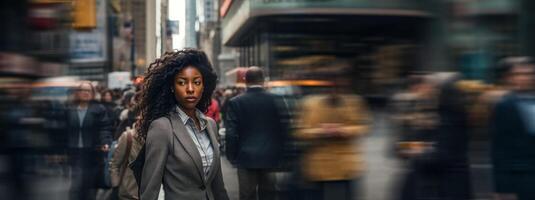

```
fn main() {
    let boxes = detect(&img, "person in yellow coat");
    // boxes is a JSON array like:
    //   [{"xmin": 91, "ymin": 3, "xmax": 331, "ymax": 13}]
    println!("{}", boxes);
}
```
[{"xmin": 294, "ymin": 71, "xmax": 371, "ymax": 200}]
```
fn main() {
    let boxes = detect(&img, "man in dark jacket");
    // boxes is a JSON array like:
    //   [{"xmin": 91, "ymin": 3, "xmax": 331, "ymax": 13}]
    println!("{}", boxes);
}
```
[
  {"xmin": 491, "ymin": 57, "xmax": 535, "ymax": 200},
  {"xmin": 225, "ymin": 67, "xmax": 289, "ymax": 200}
]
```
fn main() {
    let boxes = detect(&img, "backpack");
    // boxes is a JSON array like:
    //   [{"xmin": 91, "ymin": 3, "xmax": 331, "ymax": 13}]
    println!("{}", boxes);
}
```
[{"xmin": 129, "ymin": 138, "xmax": 145, "ymax": 189}]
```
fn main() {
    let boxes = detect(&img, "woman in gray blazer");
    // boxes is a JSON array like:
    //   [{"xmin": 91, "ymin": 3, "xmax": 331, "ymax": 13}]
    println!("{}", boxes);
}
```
[{"xmin": 135, "ymin": 49, "xmax": 229, "ymax": 200}]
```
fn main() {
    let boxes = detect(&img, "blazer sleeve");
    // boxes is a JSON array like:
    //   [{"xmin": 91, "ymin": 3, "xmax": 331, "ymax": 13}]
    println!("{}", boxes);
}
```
[
  {"xmin": 140, "ymin": 118, "xmax": 171, "ymax": 200},
  {"xmin": 206, "ymin": 118, "xmax": 229, "ymax": 200},
  {"xmin": 211, "ymin": 163, "xmax": 230, "ymax": 200}
]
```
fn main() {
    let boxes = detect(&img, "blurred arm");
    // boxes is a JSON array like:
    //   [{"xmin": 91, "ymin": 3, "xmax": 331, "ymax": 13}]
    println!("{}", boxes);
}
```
[
  {"xmin": 97, "ymin": 104, "xmax": 113, "ymax": 146},
  {"xmin": 140, "ymin": 119, "xmax": 170, "ymax": 200},
  {"xmin": 224, "ymin": 100, "xmax": 239, "ymax": 164}
]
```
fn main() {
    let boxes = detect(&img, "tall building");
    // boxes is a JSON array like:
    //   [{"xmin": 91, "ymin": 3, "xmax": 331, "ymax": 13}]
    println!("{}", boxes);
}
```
[
  {"xmin": 198, "ymin": 0, "xmax": 222, "ymax": 79},
  {"xmin": 132, "ymin": 0, "xmax": 146, "ymax": 73},
  {"xmin": 183, "ymin": 0, "xmax": 197, "ymax": 48}
]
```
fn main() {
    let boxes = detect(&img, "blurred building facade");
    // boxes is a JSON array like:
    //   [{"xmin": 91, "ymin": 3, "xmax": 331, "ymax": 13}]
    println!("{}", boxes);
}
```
[
  {"xmin": 112, "ymin": 0, "xmax": 170, "ymax": 79},
  {"xmin": 198, "ymin": 0, "xmax": 222, "ymax": 79},
  {"xmin": 219, "ymin": 0, "xmax": 439, "ymax": 94},
  {"xmin": 0, "ymin": 0, "xmax": 171, "ymax": 83},
  {"xmin": 0, "ymin": 0, "xmax": 70, "ymax": 78},
  {"xmin": 448, "ymin": 0, "xmax": 535, "ymax": 81},
  {"xmin": 3, "ymin": 0, "xmax": 535, "ymax": 86},
  {"xmin": 216, "ymin": 0, "xmax": 535, "ymax": 94}
]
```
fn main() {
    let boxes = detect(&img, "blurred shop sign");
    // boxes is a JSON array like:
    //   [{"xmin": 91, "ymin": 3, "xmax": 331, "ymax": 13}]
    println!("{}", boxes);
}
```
[
  {"xmin": 108, "ymin": 71, "xmax": 132, "ymax": 89},
  {"xmin": 70, "ymin": 0, "xmax": 107, "ymax": 63},
  {"xmin": 29, "ymin": 3, "xmax": 62, "ymax": 30},
  {"xmin": 73, "ymin": 0, "xmax": 97, "ymax": 29},
  {"xmin": 166, "ymin": 20, "xmax": 179, "ymax": 35}
]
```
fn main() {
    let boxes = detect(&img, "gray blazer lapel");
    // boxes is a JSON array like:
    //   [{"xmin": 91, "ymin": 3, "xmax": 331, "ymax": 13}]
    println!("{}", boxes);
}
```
[
  {"xmin": 206, "ymin": 119, "xmax": 220, "ymax": 183},
  {"xmin": 168, "ymin": 112, "xmax": 204, "ymax": 180}
]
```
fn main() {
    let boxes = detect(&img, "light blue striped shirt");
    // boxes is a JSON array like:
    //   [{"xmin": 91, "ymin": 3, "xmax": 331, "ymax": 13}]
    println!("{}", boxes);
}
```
[{"xmin": 176, "ymin": 106, "xmax": 214, "ymax": 178}]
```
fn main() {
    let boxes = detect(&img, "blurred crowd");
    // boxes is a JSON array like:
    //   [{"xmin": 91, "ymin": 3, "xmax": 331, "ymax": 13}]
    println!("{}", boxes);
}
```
[
  {"xmin": 1, "ymin": 56, "xmax": 535, "ymax": 200},
  {"xmin": 388, "ymin": 57, "xmax": 535, "ymax": 200}
]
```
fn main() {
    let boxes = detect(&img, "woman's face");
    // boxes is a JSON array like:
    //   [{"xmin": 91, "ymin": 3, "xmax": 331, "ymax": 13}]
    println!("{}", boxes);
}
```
[
  {"xmin": 102, "ymin": 92, "xmax": 113, "ymax": 103},
  {"xmin": 173, "ymin": 66, "xmax": 204, "ymax": 111},
  {"xmin": 76, "ymin": 83, "xmax": 94, "ymax": 103}
]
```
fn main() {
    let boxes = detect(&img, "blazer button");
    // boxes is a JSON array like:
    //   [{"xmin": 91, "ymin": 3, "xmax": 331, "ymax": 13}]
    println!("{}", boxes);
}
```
[{"xmin": 199, "ymin": 185, "xmax": 206, "ymax": 190}]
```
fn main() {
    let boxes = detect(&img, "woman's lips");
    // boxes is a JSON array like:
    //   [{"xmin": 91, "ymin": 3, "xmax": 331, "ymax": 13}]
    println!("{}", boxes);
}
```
[{"xmin": 185, "ymin": 97, "xmax": 197, "ymax": 102}]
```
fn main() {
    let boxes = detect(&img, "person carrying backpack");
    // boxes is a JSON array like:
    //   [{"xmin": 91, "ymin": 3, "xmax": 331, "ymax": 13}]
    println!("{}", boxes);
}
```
[{"xmin": 110, "ymin": 126, "xmax": 143, "ymax": 200}]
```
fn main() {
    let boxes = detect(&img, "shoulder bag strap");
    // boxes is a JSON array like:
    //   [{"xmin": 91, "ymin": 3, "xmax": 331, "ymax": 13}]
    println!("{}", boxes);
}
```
[{"xmin": 118, "ymin": 129, "xmax": 133, "ymax": 186}]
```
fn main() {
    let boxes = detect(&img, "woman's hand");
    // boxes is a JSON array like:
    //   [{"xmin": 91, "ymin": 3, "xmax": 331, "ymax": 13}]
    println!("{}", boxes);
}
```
[{"xmin": 100, "ymin": 144, "xmax": 110, "ymax": 152}]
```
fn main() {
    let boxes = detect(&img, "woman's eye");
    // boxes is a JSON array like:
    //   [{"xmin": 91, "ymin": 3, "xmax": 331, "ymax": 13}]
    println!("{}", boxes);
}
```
[
  {"xmin": 178, "ymin": 81, "xmax": 185, "ymax": 85},
  {"xmin": 194, "ymin": 81, "xmax": 202, "ymax": 85}
]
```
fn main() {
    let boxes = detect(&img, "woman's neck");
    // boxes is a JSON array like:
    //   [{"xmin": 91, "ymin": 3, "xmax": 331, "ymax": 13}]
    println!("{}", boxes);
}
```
[
  {"xmin": 185, "ymin": 109, "xmax": 196, "ymax": 119},
  {"xmin": 179, "ymin": 106, "xmax": 196, "ymax": 119}
]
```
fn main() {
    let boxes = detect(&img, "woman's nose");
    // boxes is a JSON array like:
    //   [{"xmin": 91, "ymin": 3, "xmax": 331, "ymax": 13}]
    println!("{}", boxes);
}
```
[{"xmin": 186, "ymin": 83, "xmax": 194, "ymax": 93}]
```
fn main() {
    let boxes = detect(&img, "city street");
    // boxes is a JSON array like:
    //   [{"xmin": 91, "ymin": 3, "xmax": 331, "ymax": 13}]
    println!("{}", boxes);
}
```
[
  {"xmin": 219, "ymin": 111, "xmax": 405, "ymax": 200},
  {"xmin": 1, "ymin": 1, "xmax": 530, "ymax": 200},
  {"xmin": 23, "ymin": 110, "xmax": 492, "ymax": 200}
]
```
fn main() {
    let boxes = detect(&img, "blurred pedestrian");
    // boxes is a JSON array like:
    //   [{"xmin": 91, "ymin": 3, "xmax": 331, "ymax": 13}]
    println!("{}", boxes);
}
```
[
  {"xmin": 462, "ymin": 58, "xmax": 515, "ymax": 199},
  {"xmin": 65, "ymin": 82, "xmax": 113, "ymax": 200},
  {"xmin": 225, "ymin": 66, "xmax": 290, "ymax": 200},
  {"xmin": 294, "ymin": 68, "xmax": 371, "ymax": 200},
  {"xmin": 115, "ymin": 92, "xmax": 135, "ymax": 119},
  {"xmin": 101, "ymin": 89, "xmax": 115, "ymax": 105},
  {"xmin": 490, "ymin": 57, "xmax": 535, "ymax": 200},
  {"xmin": 394, "ymin": 73, "xmax": 472, "ymax": 200},
  {"xmin": 205, "ymin": 97, "xmax": 221, "ymax": 125},
  {"xmin": 101, "ymin": 89, "xmax": 119, "ymax": 128},
  {"xmin": 114, "ymin": 92, "xmax": 138, "ymax": 140},
  {"xmin": 136, "ymin": 49, "xmax": 229, "ymax": 200},
  {"xmin": 110, "ymin": 125, "xmax": 143, "ymax": 200},
  {"xmin": 214, "ymin": 89, "xmax": 224, "ymax": 107}
]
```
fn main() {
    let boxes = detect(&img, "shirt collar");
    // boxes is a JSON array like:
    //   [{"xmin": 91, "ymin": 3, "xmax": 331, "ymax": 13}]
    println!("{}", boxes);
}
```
[
  {"xmin": 176, "ymin": 105, "xmax": 208, "ymax": 129},
  {"xmin": 246, "ymin": 85, "xmax": 264, "ymax": 93}
]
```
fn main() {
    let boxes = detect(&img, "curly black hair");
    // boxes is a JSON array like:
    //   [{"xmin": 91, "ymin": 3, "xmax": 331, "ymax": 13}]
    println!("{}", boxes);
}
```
[{"xmin": 135, "ymin": 49, "xmax": 217, "ymax": 141}]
